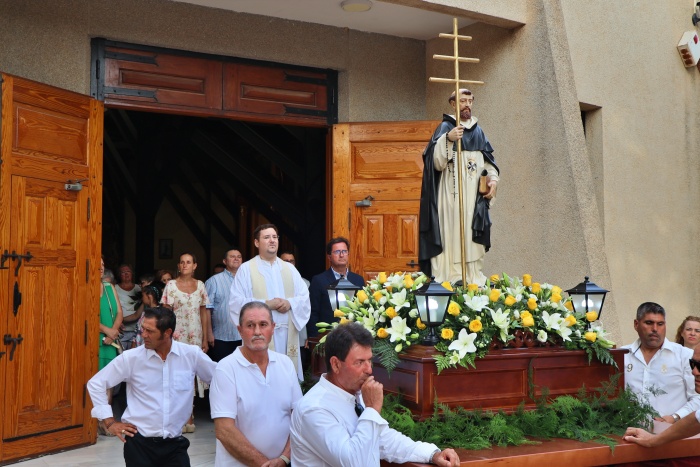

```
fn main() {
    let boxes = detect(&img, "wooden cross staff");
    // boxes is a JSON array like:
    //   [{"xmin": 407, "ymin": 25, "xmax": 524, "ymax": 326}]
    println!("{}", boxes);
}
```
[{"xmin": 429, "ymin": 18, "xmax": 484, "ymax": 287}]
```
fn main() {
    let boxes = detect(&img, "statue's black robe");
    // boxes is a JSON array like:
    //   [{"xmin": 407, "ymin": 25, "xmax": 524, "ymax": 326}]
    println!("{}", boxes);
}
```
[{"xmin": 418, "ymin": 114, "xmax": 499, "ymax": 278}]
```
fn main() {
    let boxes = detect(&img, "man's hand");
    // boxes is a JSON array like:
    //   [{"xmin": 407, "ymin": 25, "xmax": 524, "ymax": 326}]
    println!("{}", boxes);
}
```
[
  {"xmin": 267, "ymin": 298, "xmax": 291, "ymax": 313},
  {"xmin": 623, "ymin": 427, "xmax": 657, "ymax": 447},
  {"xmin": 484, "ymin": 180, "xmax": 497, "ymax": 200},
  {"xmin": 261, "ymin": 458, "xmax": 287, "ymax": 467},
  {"xmin": 431, "ymin": 448, "xmax": 460, "ymax": 466},
  {"xmin": 655, "ymin": 415, "xmax": 676, "ymax": 424},
  {"xmin": 446, "ymin": 126, "xmax": 464, "ymax": 143},
  {"xmin": 360, "ymin": 376, "xmax": 384, "ymax": 413},
  {"xmin": 108, "ymin": 420, "xmax": 139, "ymax": 443}
]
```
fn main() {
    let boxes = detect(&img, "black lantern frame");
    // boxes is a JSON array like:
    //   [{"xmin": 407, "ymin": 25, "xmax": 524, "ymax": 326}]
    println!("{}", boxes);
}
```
[
  {"xmin": 414, "ymin": 277, "xmax": 452, "ymax": 346},
  {"xmin": 327, "ymin": 275, "xmax": 362, "ymax": 312},
  {"xmin": 565, "ymin": 276, "xmax": 609, "ymax": 327}
]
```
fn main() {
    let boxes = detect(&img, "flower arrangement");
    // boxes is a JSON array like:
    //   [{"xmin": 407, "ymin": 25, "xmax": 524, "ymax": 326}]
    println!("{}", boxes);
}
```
[{"xmin": 316, "ymin": 272, "xmax": 616, "ymax": 373}]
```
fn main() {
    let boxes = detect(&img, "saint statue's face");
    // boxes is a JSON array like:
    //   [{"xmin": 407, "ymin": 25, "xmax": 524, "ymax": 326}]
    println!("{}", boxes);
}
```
[{"xmin": 451, "ymin": 93, "xmax": 474, "ymax": 121}]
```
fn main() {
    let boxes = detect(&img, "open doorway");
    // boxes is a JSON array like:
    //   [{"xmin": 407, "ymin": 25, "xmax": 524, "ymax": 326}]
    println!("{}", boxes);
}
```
[{"xmin": 101, "ymin": 108, "xmax": 328, "ymax": 282}]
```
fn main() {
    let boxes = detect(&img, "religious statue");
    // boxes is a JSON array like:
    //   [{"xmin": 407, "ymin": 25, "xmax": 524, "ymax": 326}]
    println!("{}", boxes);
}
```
[{"xmin": 419, "ymin": 88, "xmax": 499, "ymax": 286}]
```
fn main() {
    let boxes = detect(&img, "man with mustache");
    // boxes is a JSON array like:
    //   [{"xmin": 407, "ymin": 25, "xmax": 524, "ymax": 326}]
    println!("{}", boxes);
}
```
[
  {"xmin": 419, "ymin": 88, "xmax": 500, "ymax": 286},
  {"xmin": 290, "ymin": 323, "xmax": 460, "ymax": 466},
  {"xmin": 624, "ymin": 344, "xmax": 700, "ymax": 449},
  {"xmin": 622, "ymin": 302, "xmax": 700, "ymax": 425},
  {"xmin": 210, "ymin": 301, "xmax": 301, "ymax": 467}
]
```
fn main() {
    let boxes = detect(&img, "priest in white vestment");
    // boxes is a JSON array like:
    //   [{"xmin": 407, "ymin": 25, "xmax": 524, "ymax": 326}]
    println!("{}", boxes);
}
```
[
  {"xmin": 419, "ymin": 89, "xmax": 500, "ymax": 286},
  {"xmin": 229, "ymin": 224, "xmax": 310, "ymax": 380}
]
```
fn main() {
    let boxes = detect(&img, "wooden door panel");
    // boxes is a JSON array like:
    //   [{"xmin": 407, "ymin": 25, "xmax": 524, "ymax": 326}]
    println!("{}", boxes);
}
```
[
  {"xmin": 0, "ymin": 73, "xmax": 101, "ymax": 463},
  {"xmin": 333, "ymin": 121, "xmax": 436, "ymax": 282}
]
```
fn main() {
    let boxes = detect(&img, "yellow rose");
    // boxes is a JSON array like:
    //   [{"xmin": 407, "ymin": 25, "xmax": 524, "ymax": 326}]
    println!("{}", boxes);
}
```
[
  {"xmin": 522, "ymin": 274, "xmax": 532, "ymax": 287},
  {"xmin": 373, "ymin": 291, "xmax": 383, "ymax": 301},
  {"xmin": 333, "ymin": 309, "xmax": 345, "ymax": 318},
  {"xmin": 385, "ymin": 285, "xmax": 393, "ymax": 292},
  {"xmin": 586, "ymin": 310, "xmax": 599, "ymax": 322},
  {"xmin": 404, "ymin": 276, "xmax": 414, "ymax": 288},
  {"xmin": 522, "ymin": 315, "xmax": 535, "ymax": 327},
  {"xmin": 378, "ymin": 272, "xmax": 387, "ymax": 284},
  {"xmin": 469, "ymin": 319, "xmax": 483, "ymax": 332},
  {"xmin": 532, "ymin": 283, "xmax": 541, "ymax": 294},
  {"xmin": 584, "ymin": 331, "xmax": 597, "ymax": 343},
  {"xmin": 504, "ymin": 295, "xmax": 516, "ymax": 306},
  {"xmin": 490, "ymin": 274, "xmax": 500, "ymax": 283},
  {"xmin": 520, "ymin": 311, "xmax": 532, "ymax": 319},
  {"xmin": 489, "ymin": 289, "xmax": 501, "ymax": 302},
  {"xmin": 527, "ymin": 297, "xmax": 537, "ymax": 310},
  {"xmin": 441, "ymin": 328, "xmax": 455, "ymax": 340},
  {"xmin": 551, "ymin": 286, "xmax": 562, "ymax": 295},
  {"xmin": 447, "ymin": 301, "xmax": 461, "ymax": 316},
  {"xmin": 565, "ymin": 315, "xmax": 577, "ymax": 327},
  {"xmin": 564, "ymin": 300, "xmax": 573, "ymax": 311},
  {"xmin": 357, "ymin": 290, "xmax": 368, "ymax": 303},
  {"xmin": 377, "ymin": 328, "xmax": 388, "ymax": 338},
  {"xmin": 467, "ymin": 283, "xmax": 479, "ymax": 292},
  {"xmin": 441, "ymin": 281, "xmax": 453, "ymax": 292},
  {"xmin": 340, "ymin": 317, "xmax": 349, "ymax": 325},
  {"xmin": 551, "ymin": 292, "xmax": 562, "ymax": 303},
  {"xmin": 416, "ymin": 318, "xmax": 427, "ymax": 330},
  {"xmin": 385, "ymin": 307, "xmax": 397, "ymax": 319}
]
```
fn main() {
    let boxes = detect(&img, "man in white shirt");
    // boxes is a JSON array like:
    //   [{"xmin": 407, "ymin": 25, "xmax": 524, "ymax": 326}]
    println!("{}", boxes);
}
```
[
  {"xmin": 210, "ymin": 301, "xmax": 301, "ymax": 467},
  {"xmin": 229, "ymin": 224, "xmax": 310, "ymax": 381},
  {"xmin": 622, "ymin": 302, "xmax": 700, "ymax": 424},
  {"xmin": 624, "ymin": 344, "xmax": 700, "ymax": 450},
  {"xmin": 290, "ymin": 323, "xmax": 460, "ymax": 466},
  {"xmin": 87, "ymin": 306, "xmax": 216, "ymax": 467}
]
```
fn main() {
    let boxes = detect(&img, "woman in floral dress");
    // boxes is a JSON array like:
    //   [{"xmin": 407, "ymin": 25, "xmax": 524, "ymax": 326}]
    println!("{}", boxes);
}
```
[{"xmin": 161, "ymin": 252, "xmax": 211, "ymax": 432}]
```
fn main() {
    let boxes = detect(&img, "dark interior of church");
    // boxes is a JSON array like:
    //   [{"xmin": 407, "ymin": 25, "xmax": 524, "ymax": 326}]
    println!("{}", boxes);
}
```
[{"xmin": 101, "ymin": 108, "xmax": 329, "ymax": 279}]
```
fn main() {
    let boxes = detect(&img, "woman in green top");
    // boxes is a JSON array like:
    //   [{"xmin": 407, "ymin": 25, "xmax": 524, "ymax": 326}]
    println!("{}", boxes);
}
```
[{"xmin": 99, "ymin": 257, "xmax": 123, "ymax": 370}]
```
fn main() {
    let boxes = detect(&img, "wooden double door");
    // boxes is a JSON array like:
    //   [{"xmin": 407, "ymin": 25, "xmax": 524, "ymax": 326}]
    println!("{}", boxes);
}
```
[{"xmin": 0, "ymin": 74, "xmax": 102, "ymax": 464}]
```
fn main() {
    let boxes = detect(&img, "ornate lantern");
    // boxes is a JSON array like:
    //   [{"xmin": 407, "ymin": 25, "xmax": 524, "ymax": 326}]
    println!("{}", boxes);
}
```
[
  {"xmin": 327, "ymin": 275, "xmax": 362, "ymax": 311},
  {"xmin": 565, "ymin": 276, "xmax": 609, "ymax": 326},
  {"xmin": 415, "ymin": 277, "xmax": 452, "ymax": 346}
]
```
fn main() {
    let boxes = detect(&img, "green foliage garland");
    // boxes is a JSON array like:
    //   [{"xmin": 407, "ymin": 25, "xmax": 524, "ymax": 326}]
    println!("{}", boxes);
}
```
[{"xmin": 381, "ymin": 375, "xmax": 656, "ymax": 451}]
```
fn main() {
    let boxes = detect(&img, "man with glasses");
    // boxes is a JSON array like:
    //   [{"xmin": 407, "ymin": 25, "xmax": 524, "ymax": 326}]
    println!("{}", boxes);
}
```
[
  {"xmin": 307, "ymin": 237, "xmax": 365, "ymax": 339},
  {"xmin": 621, "ymin": 302, "xmax": 700, "ymax": 425},
  {"xmin": 290, "ymin": 323, "xmax": 460, "ymax": 466},
  {"xmin": 229, "ymin": 224, "xmax": 310, "ymax": 381}
]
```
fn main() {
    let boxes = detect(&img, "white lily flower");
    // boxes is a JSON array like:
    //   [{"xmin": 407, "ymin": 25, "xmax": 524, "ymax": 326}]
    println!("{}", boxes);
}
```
[
  {"xmin": 449, "ymin": 353, "xmax": 461, "ymax": 364},
  {"xmin": 389, "ymin": 288, "xmax": 411, "ymax": 311},
  {"xmin": 460, "ymin": 315, "xmax": 470, "ymax": 323},
  {"xmin": 387, "ymin": 273, "xmax": 405, "ymax": 291},
  {"xmin": 557, "ymin": 325, "xmax": 573, "ymax": 342},
  {"xmin": 490, "ymin": 308, "xmax": 511, "ymax": 342},
  {"xmin": 386, "ymin": 316, "xmax": 411, "ymax": 342},
  {"xmin": 541, "ymin": 283, "xmax": 553, "ymax": 290},
  {"xmin": 408, "ymin": 309, "xmax": 418, "ymax": 318},
  {"xmin": 542, "ymin": 310, "xmax": 562, "ymax": 330},
  {"xmin": 448, "ymin": 328, "xmax": 478, "ymax": 359},
  {"xmin": 463, "ymin": 294, "xmax": 490, "ymax": 312},
  {"xmin": 537, "ymin": 330, "xmax": 548, "ymax": 343}
]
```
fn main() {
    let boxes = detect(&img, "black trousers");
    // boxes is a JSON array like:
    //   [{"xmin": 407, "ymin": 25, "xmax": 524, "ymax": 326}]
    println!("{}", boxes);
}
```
[
  {"xmin": 123, "ymin": 432, "xmax": 190, "ymax": 467},
  {"xmin": 207, "ymin": 339, "xmax": 241, "ymax": 362}
]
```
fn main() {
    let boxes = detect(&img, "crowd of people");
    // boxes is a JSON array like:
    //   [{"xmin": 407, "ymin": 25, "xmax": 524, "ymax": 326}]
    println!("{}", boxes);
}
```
[{"xmin": 91, "ymin": 224, "xmax": 700, "ymax": 466}]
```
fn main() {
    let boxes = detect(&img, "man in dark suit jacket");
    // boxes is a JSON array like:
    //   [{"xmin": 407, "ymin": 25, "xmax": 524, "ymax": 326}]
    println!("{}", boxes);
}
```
[{"xmin": 307, "ymin": 237, "xmax": 365, "ymax": 338}]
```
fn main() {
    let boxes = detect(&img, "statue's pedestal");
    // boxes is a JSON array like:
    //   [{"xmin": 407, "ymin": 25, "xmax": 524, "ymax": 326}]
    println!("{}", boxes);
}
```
[{"xmin": 311, "ymin": 342, "xmax": 627, "ymax": 419}]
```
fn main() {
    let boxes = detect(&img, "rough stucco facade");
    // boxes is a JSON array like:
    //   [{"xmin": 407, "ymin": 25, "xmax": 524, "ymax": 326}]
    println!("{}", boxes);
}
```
[{"xmin": 1, "ymin": 0, "xmax": 698, "ymax": 346}]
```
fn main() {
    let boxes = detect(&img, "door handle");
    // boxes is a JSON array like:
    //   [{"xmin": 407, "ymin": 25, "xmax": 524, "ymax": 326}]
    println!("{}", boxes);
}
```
[
  {"xmin": 4, "ymin": 333, "xmax": 23, "ymax": 361},
  {"xmin": 406, "ymin": 260, "xmax": 419, "ymax": 268},
  {"xmin": 355, "ymin": 195, "xmax": 374, "ymax": 207}
]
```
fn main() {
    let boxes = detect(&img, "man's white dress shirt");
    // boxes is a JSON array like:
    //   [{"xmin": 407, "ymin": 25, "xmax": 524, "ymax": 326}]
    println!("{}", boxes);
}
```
[
  {"xmin": 622, "ymin": 338, "xmax": 700, "ymax": 418},
  {"xmin": 210, "ymin": 348, "xmax": 302, "ymax": 466},
  {"xmin": 290, "ymin": 374, "xmax": 439, "ymax": 466},
  {"xmin": 229, "ymin": 256, "xmax": 310, "ymax": 380},
  {"xmin": 88, "ymin": 340, "xmax": 216, "ymax": 438}
]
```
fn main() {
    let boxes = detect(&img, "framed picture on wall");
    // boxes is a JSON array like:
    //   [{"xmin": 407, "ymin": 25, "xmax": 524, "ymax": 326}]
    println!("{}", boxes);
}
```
[{"xmin": 159, "ymin": 239, "xmax": 173, "ymax": 259}]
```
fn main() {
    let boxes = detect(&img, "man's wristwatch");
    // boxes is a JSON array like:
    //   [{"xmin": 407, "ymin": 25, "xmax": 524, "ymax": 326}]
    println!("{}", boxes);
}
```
[{"xmin": 672, "ymin": 413, "xmax": 681, "ymax": 422}]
